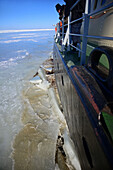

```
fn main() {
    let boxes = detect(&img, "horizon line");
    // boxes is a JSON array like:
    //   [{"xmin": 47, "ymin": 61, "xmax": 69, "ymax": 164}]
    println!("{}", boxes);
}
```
[{"xmin": 0, "ymin": 29, "xmax": 54, "ymax": 34}]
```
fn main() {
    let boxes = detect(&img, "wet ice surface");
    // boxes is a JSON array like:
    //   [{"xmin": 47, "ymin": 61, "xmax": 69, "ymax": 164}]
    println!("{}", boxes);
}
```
[
  {"xmin": 11, "ymin": 81, "xmax": 60, "ymax": 170},
  {"xmin": 10, "ymin": 60, "xmax": 73, "ymax": 170},
  {"xmin": 10, "ymin": 60, "xmax": 79, "ymax": 170}
]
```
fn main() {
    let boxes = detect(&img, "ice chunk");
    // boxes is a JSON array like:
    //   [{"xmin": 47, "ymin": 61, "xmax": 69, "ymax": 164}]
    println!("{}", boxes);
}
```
[{"xmin": 30, "ymin": 76, "xmax": 42, "ymax": 84}]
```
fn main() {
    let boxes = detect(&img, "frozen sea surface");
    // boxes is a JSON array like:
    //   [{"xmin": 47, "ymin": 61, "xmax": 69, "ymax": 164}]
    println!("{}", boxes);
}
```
[
  {"xmin": 0, "ymin": 30, "xmax": 54, "ymax": 169},
  {"xmin": 0, "ymin": 30, "xmax": 80, "ymax": 170}
]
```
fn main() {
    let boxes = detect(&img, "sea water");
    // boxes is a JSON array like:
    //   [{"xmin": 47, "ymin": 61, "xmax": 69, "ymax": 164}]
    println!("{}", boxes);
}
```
[{"xmin": 0, "ymin": 30, "xmax": 54, "ymax": 169}]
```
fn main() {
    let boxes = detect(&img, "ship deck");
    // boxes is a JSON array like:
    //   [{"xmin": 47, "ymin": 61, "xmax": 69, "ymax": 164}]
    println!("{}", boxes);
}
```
[{"xmin": 56, "ymin": 42, "xmax": 80, "ymax": 67}]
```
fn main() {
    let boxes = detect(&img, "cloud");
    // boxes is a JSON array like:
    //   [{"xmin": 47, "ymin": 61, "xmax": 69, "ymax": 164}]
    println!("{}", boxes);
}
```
[
  {"xmin": 0, "ymin": 29, "xmax": 54, "ymax": 34},
  {"xmin": 19, "ymin": 33, "xmax": 36, "ymax": 36},
  {"xmin": 0, "ymin": 39, "xmax": 38, "ymax": 43},
  {"xmin": 12, "ymin": 34, "xmax": 39, "ymax": 39},
  {"xmin": 0, "ymin": 39, "xmax": 21, "ymax": 43},
  {"xmin": 12, "ymin": 35, "xmax": 33, "ymax": 39}
]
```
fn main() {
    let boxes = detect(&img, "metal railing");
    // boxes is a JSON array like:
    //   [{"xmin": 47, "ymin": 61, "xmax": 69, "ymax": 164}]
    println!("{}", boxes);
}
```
[{"xmin": 55, "ymin": 0, "xmax": 113, "ymax": 65}]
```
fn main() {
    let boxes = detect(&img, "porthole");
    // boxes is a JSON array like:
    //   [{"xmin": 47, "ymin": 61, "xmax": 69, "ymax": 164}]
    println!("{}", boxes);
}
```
[{"xmin": 88, "ymin": 46, "xmax": 113, "ymax": 87}]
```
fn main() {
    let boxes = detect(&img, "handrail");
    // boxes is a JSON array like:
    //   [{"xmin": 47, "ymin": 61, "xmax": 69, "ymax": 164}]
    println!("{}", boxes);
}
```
[
  {"xmin": 69, "ymin": 33, "xmax": 83, "ymax": 37},
  {"xmin": 70, "ymin": 16, "xmax": 84, "ymax": 25},
  {"xmin": 55, "ymin": 0, "xmax": 113, "ymax": 65},
  {"xmin": 85, "ymin": 35, "xmax": 113, "ymax": 41},
  {"xmin": 70, "ymin": 43, "xmax": 84, "ymax": 53},
  {"xmin": 88, "ymin": 2, "xmax": 113, "ymax": 17},
  {"xmin": 65, "ymin": 2, "xmax": 113, "ymax": 26},
  {"xmin": 61, "ymin": 15, "xmax": 83, "ymax": 28},
  {"xmin": 70, "ymin": 33, "xmax": 113, "ymax": 41},
  {"xmin": 63, "ymin": 23, "xmax": 68, "ymax": 27},
  {"xmin": 70, "ymin": 0, "xmax": 81, "ymax": 11}
]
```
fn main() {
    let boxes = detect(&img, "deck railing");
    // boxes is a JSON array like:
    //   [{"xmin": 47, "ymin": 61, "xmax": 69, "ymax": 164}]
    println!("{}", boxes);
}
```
[{"xmin": 56, "ymin": 0, "xmax": 113, "ymax": 65}]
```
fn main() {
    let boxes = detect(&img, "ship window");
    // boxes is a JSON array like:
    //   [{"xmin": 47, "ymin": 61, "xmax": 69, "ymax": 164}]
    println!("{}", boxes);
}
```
[
  {"xmin": 93, "ymin": 0, "xmax": 98, "ymax": 10},
  {"xmin": 57, "ymin": 63, "xmax": 59, "ymax": 70},
  {"xmin": 101, "ymin": 0, "xmax": 106, "ymax": 5},
  {"xmin": 100, "ymin": 111, "xmax": 113, "ymax": 142},
  {"xmin": 82, "ymin": 137, "xmax": 93, "ymax": 168},
  {"xmin": 61, "ymin": 75, "xmax": 64, "ymax": 86},
  {"xmin": 96, "ymin": 54, "xmax": 109, "ymax": 79},
  {"xmin": 90, "ymin": 51, "xmax": 109, "ymax": 80},
  {"xmin": 89, "ymin": 47, "xmax": 113, "ymax": 86}
]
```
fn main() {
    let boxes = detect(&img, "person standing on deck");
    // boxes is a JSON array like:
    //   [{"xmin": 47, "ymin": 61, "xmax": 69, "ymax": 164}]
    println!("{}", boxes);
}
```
[
  {"xmin": 64, "ymin": 0, "xmax": 86, "ymax": 50},
  {"xmin": 55, "ymin": 3, "xmax": 65, "ymax": 21},
  {"xmin": 55, "ymin": 3, "xmax": 68, "ymax": 30},
  {"xmin": 55, "ymin": 3, "xmax": 66, "ymax": 43}
]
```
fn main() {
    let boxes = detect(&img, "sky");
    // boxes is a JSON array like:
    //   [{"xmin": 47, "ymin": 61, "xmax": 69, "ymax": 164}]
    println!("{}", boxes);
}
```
[{"xmin": 0, "ymin": 0, "xmax": 64, "ymax": 30}]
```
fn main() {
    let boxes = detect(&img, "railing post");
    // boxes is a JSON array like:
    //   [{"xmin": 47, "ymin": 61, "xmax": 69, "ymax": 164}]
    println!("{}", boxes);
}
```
[
  {"xmin": 61, "ymin": 16, "xmax": 64, "ymax": 51},
  {"xmin": 55, "ymin": 22, "xmax": 60, "ymax": 43},
  {"xmin": 80, "ymin": 13, "xmax": 89, "ymax": 65},
  {"xmin": 80, "ymin": 0, "xmax": 91, "ymax": 65},
  {"xmin": 58, "ymin": 21, "xmax": 60, "ymax": 41},
  {"xmin": 67, "ymin": 12, "xmax": 72, "ymax": 51}
]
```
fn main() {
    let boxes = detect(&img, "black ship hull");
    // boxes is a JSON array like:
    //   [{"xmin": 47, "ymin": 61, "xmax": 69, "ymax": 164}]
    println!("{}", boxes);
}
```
[{"xmin": 53, "ymin": 42, "xmax": 113, "ymax": 170}]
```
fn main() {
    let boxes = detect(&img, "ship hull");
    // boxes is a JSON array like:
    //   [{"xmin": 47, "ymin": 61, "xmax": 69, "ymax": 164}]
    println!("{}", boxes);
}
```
[{"xmin": 53, "ymin": 42, "xmax": 113, "ymax": 170}]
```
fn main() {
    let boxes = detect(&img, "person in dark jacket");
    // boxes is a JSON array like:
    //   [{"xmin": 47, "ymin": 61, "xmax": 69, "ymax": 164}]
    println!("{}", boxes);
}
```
[
  {"xmin": 64, "ymin": 0, "xmax": 86, "ymax": 49},
  {"xmin": 55, "ymin": 3, "xmax": 65, "ymax": 20},
  {"xmin": 55, "ymin": 3, "xmax": 67, "ymax": 35}
]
